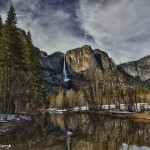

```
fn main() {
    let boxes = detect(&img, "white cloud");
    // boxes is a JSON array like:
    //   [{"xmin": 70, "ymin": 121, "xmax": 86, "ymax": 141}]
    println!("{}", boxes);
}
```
[
  {"xmin": 77, "ymin": 0, "xmax": 150, "ymax": 63},
  {"xmin": 1, "ymin": 0, "xmax": 150, "ymax": 64},
  {"xmin": 1, "ymin": 0, "xmax": 91, "ymax": 54}
]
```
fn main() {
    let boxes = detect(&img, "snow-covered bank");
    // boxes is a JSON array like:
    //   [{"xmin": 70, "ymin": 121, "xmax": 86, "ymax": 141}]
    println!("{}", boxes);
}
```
[
  {"xmin": 100, "ymin": 103, "xmax": 150, "ymax": 112},
  {"xmin": 46, "ymin": 106, "xmax": 89, "ymax": 113},
  {"xmin": 46, "ymin": 103, "xmax": 150, "ymax": 113},
  {"xmin": 45, "ymin": 103, "xmax": 150, "ymax": 121},
  {"xmin": 0, "ymin": 114, "xmax": 32, "ymax": 123},
  {"xmin": 46, "ymin": 108, "xmax": 67, "ymax": 113}
]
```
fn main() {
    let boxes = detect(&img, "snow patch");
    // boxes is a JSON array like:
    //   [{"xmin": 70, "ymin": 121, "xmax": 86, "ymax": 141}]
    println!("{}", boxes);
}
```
[
  {"xmin": 46, "ymin": 108, "xmax": 67, "ymax": 113},
  {"xmin": 121, "ymin": 143, "xmax": 150, "ymax": 150},
  {"xmin": 47, "ymin": 103, "xmax": 150, "ymax": 113},
  {"xmin": 0, "ymin": 114, "xmax": 32, "ymax": 121}
]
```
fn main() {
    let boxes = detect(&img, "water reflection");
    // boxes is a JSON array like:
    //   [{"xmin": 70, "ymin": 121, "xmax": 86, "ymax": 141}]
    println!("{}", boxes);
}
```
[{"xmin": 0, "ymin": 113, "xmax": 150, "ymax": 150}]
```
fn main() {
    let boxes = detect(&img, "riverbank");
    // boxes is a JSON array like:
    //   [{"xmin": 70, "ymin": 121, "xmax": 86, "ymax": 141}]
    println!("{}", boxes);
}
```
[{"xmin": 46, "ymin": 103, "xmax": 150, "ymax": 122}]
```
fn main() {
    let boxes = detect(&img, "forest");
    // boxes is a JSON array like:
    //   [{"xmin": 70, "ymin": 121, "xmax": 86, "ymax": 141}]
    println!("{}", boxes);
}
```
[{"xmin": 0, "ymin": 6, "xmax": 46, "ymax": 114}]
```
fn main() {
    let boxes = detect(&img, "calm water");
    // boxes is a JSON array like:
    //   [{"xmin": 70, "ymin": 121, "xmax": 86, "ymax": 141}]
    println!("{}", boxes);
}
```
[{"xmin": 0, "ymin": 113, "xmax": 150, "ymax": 150}]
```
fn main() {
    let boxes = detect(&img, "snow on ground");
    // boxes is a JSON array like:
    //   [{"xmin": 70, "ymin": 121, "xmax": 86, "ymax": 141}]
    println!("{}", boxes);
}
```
[
  {"xmin": 121, "ymin": 143, "xmax": 150, "ymax": 150},
  {"xmin": 46, "ymin": 108, "xmax": 67, "ymax": 113},
  {"xmin": 0, "ymin": 114, "xmax": 32, "ymax": 122},
  {"xmin": 102, "ymin": 105, "xmax": 116, "ymax": 110},
  {"xmin": 47, "ymin": 103, "xmax": 150, "ymax": 113},
  {"xmin": 46, "ymin": 107, "xmax": 89, "ymax": 113},
  {"xmin": 135, "ymin": 103, "xmax": 150, "ymax": 111},
  {"xmin": 102, "ymin": 103, "xmax": 150, "ymax": 112},
  {"xmin": 72, "ymin": 106, "xmax": 89, "ymax": 111}
]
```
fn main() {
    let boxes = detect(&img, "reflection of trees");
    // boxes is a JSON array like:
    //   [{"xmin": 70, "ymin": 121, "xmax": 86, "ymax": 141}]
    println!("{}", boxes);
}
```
[
  {"xmin": 47, "ymin": 114, "xmax": 150, "ymax": 150},
  {"xmin": 0, "ymin": 113, "xmax": 150, "ymax": 150}
]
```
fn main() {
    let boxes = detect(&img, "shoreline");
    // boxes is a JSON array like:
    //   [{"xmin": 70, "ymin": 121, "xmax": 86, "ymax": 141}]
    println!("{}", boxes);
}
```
[
  {"xmin": 47, "ymin": 109, "xmax": 150, "ymax": 122},
  {"xmin": 0, "ymin": 113, "xmax": 35, "ymax": 135},
  {"xmin": 67, "ymin": 110, "xmax": 150, "ymax": 122},
  {"xmin": 1, "ymin": 110, "xmax": 150, "ymax": 135},
  {"xmin": 46, "ymin": 103, "xmax": 150, "ymax": 121}
]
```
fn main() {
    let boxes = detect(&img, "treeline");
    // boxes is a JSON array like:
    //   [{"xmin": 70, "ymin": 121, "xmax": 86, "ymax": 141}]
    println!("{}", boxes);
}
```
[{"xmin": 0, "ymin": 6, "xmax": 46, "ymax": 113}]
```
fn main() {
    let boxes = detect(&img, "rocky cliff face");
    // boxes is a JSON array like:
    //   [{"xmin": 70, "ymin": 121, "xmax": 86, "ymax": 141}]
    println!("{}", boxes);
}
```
[
  {"xmin": 40, "ymin": 45, "xmax": 125, "ymax": 93},
  {"xmin": 65, "ymin": 45, "xmax": 117, "ymax": 75},
  {"xmin": 65, "ymin": 45, "xmax": 101, "ymax": 74},
  {"xmin": 39, "ymin": 51, "xmax": 64, "ymax": 92},
  {"xmin": 40, "ymin": 51, "xmax": 64, "ymax": 72},
  {"xmin": 93, "ymin": 49, "xmax": 117, "ymax": 71},
  {"xmin": 119, "ymin": 55, "xmax": 150, "ymax": 81}
]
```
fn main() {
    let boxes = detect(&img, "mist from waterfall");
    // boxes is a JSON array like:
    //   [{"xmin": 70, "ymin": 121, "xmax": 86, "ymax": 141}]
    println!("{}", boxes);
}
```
[{"xmin": 63, "ymin": 55, "xmax": 70, "ymax": 82}]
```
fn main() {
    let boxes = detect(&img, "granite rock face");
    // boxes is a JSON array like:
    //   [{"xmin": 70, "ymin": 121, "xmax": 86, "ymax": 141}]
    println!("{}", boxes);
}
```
[
  {"xmin": 119, "ymin": 55, "xmax": 150, "ymax": 81},
  {"xmin": 65, "ymin": 45, "xmax": 100, "ymax": 74},
  {"xmin": 39, "ymin": 51, "xmax": 64, "ymax": 92},
  {"xmin": 65, "ymin": 45, "xmax": 117, "ymax": 75},
  {"xmin": 39, "ymin": 45, "xmax": 125, "ymax": 93},
  {"xmin": 39, "ymin": 46, "xmax": 150, "ymax": 93},
  {"xmin": 93, "ymin": 49, "xmax": 117, "ymax": 71},
  {"xmin": 40, "ymin": 51, "xmax": 64, "ymax": 72}
]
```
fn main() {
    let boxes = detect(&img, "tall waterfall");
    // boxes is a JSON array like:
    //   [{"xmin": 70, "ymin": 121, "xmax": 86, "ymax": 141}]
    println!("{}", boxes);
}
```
[{"xmin": 63, "ymin": 56, "xmax": 70, "ymax": 82}]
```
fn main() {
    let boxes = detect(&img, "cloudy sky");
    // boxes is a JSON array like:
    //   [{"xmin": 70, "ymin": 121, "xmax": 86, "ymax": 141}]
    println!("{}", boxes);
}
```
[{"xmin": 0, "ymin": 0, "xmax": 150, "ymax": 64}]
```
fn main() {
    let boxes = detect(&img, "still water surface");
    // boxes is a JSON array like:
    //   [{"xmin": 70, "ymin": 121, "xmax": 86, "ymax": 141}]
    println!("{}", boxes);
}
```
[{"xmin": 0, "ymin": 113, "xmax": 150, "ymax": 150}]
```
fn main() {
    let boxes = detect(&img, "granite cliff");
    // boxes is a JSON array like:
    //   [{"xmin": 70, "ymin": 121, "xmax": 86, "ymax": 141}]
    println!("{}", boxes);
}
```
[
  {"xmin": 40, "ymin": 45, "xmax": 125, "ymax": 93},
  {"xmin": 119, "ymin": 55, "xmax": 150, "ymax": 82},
  {"xmin": 40, "ymin": 51, "xmax": 64, "ymax": 92},
  {"xmin": 65, "ymin": 45, "xmax": 117, "ymax": 74}
]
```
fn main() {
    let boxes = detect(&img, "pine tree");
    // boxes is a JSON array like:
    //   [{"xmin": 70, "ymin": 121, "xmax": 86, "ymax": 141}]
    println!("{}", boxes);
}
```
[
  {"xmin": 3, "ymin": 5, "xmax": 23, "ymax": 69},
  {"xmin": 5, "ymin": 5, "xmax": 17, "ymax": 26},
  {"xmin": 23, "ymin": 30, "xmax": 46, "ymax": 111},
  {"xmin": 0, "ymin": 5, "xmax": 23, "ymax": 113},
  {"xmin": 24, "ymin": 31, "xmax": 34, "ymax": 71}
]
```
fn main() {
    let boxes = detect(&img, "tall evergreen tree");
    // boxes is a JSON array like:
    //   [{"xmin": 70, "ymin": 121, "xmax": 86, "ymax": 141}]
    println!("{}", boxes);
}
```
[
  {"xmin": 24, "ymin": 30, "xmax": 35, "ymax": 71},
  {"xmin": 3, "ymin": 5, "xmax": 23, "ymax": 69},
  {"xmin": 0, "ymin": 5, "xmax": 23, "ymax": 113},
  {"xmin": 23, "ymin": 30, "xmax": 46, "ymax": 111},
  {"xmin": 5, "ymin": 5, "xmax": 17, "ymax": 26}
]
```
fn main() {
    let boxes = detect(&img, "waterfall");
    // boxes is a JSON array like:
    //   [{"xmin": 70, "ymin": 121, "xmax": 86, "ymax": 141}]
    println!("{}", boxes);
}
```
[{"xmin": 63, "ymin": 56, "xmax": 70, "ymax": 82}]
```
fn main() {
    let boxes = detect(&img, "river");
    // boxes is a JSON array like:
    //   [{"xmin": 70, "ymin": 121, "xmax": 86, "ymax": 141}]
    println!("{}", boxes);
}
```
[{"xmin": 0, "ymin": 113, "xmax": 150, "ymax": 150}]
